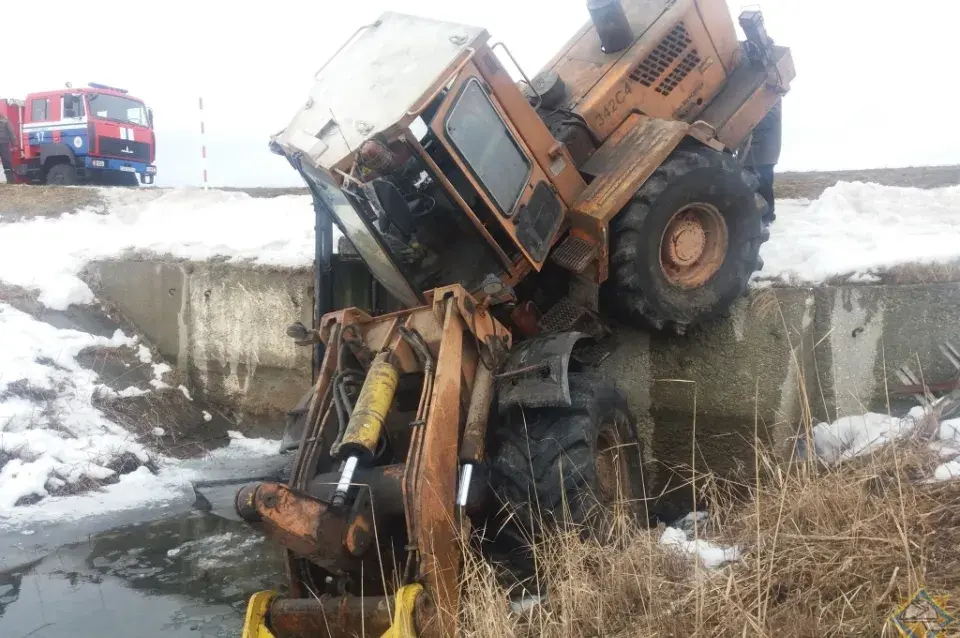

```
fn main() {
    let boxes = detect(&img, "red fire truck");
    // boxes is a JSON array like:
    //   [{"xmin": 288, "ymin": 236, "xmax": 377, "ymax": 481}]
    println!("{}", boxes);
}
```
[{"xmin": 0, "ymin": 83, "xmax": 156, "ymax": 186}]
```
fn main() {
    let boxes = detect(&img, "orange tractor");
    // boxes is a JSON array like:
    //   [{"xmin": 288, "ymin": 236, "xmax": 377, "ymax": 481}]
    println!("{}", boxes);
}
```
[{"xmin": 228, "ymin": 1, "xmax": 793, "ymax": 635}]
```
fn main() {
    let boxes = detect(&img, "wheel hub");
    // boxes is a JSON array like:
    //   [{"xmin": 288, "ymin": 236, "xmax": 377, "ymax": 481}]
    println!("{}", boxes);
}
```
[
  {"xmin": 659, "ymin": 203, "xmax": 729, "ymax": 289},
  {"xmin": 666, "ymin": 219, "xmax": 706, "ymax": 266}
]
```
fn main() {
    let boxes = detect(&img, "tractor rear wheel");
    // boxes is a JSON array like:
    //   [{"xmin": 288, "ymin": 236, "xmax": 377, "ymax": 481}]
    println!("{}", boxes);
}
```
[
  {"xmin": 45, "ymin": 163, "xmax": 79, "ymax": 186},
  {"xmin": 607, "ymin": 144, "xmax": 770, "ymax": 333},
  {"xmin": 489, "ymin": 372, "xmax": 647, "ymax": 538}
]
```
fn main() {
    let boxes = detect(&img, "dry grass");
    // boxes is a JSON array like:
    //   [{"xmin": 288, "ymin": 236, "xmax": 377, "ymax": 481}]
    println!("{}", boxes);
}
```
[{"xmin": 460, "ymin": 442, "xmax": 960, "ymax": 637}]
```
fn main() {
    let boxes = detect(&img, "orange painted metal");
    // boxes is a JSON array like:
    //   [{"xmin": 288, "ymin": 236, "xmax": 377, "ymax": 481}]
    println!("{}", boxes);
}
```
[
  {"xmin": 576, "ymin": 114, "xmax": 689, "ymax": 223},
  {"xmin": 403, "ymin": 133, "xmax": 516, "ymax": 273},
  {"xmin": 271, "ymin": 285, "xmax": 508, "ymax": 636},
  {"xmin": 428, "ymin": 60, "xmax": 565, "ymax": 271},
  {"xmin": 543, "ymin": 0, "xmax": 738, "ymax": 142},
  {"xmin": 473, "ymin": 44, "xmax": 586, "ymax": 208},
  {"xmin": 405, "ymin": 295, "xmax": 463, "ymax": 638},
  {"xmin": 706, "ymin": 47, "xmax": 794, "ymax": 150},
  {"xmin": 658, "ymin": 202, "xmax": 728, "ymax": 288},
  {"xmin": 573, "ymin": 113, "xmax": 690, "ymax": 283}
]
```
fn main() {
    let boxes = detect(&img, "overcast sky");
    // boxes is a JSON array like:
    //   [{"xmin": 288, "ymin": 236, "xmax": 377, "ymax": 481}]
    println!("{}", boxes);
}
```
[{"xmin": 5, "ymin": 0, "xmax": 958, "ymax": 187}]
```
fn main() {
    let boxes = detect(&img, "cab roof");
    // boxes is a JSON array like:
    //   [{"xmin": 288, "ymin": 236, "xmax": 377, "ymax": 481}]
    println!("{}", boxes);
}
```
[{"xmin": 275, "ymin": 11, "xmax": 487, "ymax": 171}]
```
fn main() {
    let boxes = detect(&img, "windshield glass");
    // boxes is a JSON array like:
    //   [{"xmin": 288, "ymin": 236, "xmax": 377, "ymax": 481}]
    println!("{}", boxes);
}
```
[{"xmin": 87, "ymin": 93, "xmax": 148, "ymax": 126}]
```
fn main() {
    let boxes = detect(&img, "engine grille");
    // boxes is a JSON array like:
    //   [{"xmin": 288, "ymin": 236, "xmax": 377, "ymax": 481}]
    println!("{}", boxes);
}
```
[
  {"xmin": 629, "ymin": 23, "xmax": 692, "ymax": 87},
  {"xmin": 656, "ymin": 49, "xmax": 701, "ymax": 96},
  {"xmin": 98, "ymin": 137, "xmax": 151, "ymax": 162}
]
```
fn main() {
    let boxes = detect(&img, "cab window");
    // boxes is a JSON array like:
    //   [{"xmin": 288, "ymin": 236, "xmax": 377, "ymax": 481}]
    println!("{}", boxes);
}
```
[
  {"xmin": 63, "ymin": 94, "xmax": 85, "ymax": 118},
  {"xmin": 30, "ymin": 98, "xmax": 49, "ymax": 121},
  {"xmin": 444, "ymin": 78, "xmax": 531, "ymax": 216}
]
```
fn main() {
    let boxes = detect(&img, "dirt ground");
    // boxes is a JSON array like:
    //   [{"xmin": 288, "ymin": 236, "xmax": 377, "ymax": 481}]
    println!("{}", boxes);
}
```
[
  {"xmin": 775, "ymin": 164, "xmax": 960, "ymax": 199},
  {"xmin": 0, "ymin": 184, "xmax": 104, "ymax": 221}
]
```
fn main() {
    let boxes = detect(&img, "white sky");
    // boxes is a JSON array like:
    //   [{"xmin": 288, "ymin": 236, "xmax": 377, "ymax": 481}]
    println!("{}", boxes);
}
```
[{"xmin": 5, "ymin": 0, "xmax": 959, "ymax": 187}]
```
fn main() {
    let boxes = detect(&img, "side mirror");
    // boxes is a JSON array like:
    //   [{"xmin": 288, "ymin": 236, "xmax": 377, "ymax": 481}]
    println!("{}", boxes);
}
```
[{"xmin": 147, "ymin": 108, "xmax": 154, "ymax": 129}]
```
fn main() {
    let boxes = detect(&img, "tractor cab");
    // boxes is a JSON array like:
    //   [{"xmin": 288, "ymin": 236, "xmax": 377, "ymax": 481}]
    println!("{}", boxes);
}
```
[{"xmin": 273, "ymin": 12, "xmax": 580, "ymax": 313}]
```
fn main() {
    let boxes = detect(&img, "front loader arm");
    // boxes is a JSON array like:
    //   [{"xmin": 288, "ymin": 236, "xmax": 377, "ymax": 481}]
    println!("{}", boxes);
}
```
[{"xmin": 237, "ymin": 285, "xmax": 510, "ymax": 638}]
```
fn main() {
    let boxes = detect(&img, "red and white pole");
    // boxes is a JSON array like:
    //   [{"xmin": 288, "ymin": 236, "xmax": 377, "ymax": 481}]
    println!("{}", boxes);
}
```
[{"xmin": 198, "ymin": 97, "xmax": 208, "ymax": 189}]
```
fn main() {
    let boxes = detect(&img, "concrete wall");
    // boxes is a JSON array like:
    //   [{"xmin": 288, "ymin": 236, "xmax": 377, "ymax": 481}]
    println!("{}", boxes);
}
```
[
  {"xmin": 83, "ymin": 258, "xmax": 960, "ymax": 483},
  {"xmin": 84, "ymin": 260, "xmax": 315, "ymax": 416},
  {"xmin": 600, "ymin": 284, "xmax": 960, "ymax": 485}
]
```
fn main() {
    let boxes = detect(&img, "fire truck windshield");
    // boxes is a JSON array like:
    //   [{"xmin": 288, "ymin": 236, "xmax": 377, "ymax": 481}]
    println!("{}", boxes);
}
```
[{"xmin": 87, "ymin": 93, "xmax": 148, "ymax": 126}]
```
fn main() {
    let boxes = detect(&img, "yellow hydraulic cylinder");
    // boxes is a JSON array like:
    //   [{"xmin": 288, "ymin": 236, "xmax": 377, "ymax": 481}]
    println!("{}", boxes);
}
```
[{"xmin": 340, "ymin": 350, "xmax": 400, "ymax": 458}]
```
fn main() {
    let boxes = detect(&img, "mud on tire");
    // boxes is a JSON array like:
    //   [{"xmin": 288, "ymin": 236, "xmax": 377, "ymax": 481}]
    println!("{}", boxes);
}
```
[
  {"xmin": 607, "ymin": 144, "xmax": 770, "ymax": 333},
  {"xmin": 489, "ymin": 372, "xmax": 647, "ymax": 538}
]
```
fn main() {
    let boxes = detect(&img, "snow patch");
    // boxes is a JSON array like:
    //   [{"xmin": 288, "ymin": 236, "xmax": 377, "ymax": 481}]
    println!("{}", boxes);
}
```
[
  {"xmin": 136, "ymin": 344, "xmax": 153, "ymax": 364},
  {"xmin": 151, "ymin": 427, "xmax": 165, "ymax": 437},
  {"xmin": 809, "ymin": 408, "xmax": 926, "ymax": 463},
  {"xmin": 760, "ymin": 182, "xmax": 960, "ymax": 283},
  {"xmin": 807, "ymin": 407, "xmax": 960, "ymax": 483},
  {"xmin": 659, "ymin": 526, "xmax": 740, "ymax": 569},
  {"xmin": 177, "ymin": 385, "xmax": 193, "ymax": 401},
  {"xmin": 0, "ymin": 303, "xmax": 153, "ymax": 509},
  {"xmin": 224, "ymin": 431, "xmax": 280, "ymax": 457},
  {"xmin": 202, "ymin": 410, "xmax": 212, "ymax": 422},
  {"xmin": 97, "ymin": 384, "xmax": 149, "ymax": 399},
  {"xmin": 150, "ymin": 362, "xmax": 172, "ymax": 390}
]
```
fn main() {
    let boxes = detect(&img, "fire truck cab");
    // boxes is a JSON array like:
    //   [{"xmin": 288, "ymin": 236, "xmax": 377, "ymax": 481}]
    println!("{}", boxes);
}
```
[{"xmin": 0, "ymin": 83, "xmax": 157, "ymax": 186}]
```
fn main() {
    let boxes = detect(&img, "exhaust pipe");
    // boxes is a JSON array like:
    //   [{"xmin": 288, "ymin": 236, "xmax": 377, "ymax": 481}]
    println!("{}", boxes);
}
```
[{"xmin": 588, "ymin": 0, "xmax": 634, "ymax": 54}]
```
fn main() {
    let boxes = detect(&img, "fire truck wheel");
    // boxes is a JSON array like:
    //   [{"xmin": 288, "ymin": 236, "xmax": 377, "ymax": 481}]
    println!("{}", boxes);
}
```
[
  {"xmin": 489, "ymin": 372, "xmax": 647, "ymax": 539},
  {"xmin": 607, "ymin": 144, "xmax": 770, "ymax": 334},
  {"xmin": 45, "ymin": 163, "xmax": 79, "ymax": 186}
]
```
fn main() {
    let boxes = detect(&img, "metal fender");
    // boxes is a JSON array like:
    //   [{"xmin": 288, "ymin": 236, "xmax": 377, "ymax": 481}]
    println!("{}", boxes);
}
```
[
  {"xmin": 497, "ymin": 331, "xmax": 584, "ymax": 411},
  {"xmin": 39, "ymin": 143, "xmax": 76, "ymax": 165}
]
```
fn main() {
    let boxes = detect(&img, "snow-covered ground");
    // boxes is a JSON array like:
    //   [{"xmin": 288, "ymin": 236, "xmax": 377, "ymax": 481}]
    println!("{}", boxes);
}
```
[
  {"xmin": 1, "ymin": 180, "xmax": 958, "ymax": 528},
  {"xmin": 0, "ymin": 188, "xmax": 317, "ymax": 310},
  {"xmin": 760, "ymin": 182, "xmax": 960, "ymax": 283}
]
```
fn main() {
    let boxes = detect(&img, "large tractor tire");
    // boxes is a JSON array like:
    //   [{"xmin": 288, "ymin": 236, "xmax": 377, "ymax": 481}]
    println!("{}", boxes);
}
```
[
  {"xmin": 489, "ymin": 372, "xmax": 647, "ymax": 537},
  {"xmin": 607, "ymin": 144, "xmax": 770, "ymax": 334},
  {"xmin": 44, "ymin": 163, "xmax": 79, "ymax": 186}
]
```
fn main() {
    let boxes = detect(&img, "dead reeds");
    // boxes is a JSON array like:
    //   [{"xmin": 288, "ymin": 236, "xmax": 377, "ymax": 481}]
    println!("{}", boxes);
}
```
[{"xmin": 460, "ymin": 441, "xmax": 960, "ymax": 637}]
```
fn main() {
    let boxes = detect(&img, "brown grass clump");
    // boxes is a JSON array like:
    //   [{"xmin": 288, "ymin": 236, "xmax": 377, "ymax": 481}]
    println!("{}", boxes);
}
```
[{"xmin": 461, "ymin": 444, "xmax": 960, "ymax": 637}]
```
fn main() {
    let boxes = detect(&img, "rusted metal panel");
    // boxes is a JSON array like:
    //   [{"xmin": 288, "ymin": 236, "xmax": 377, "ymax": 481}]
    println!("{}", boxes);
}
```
[
  {"xmin": 698, "ymin": 46, "xmax": 794, "ymax": 149},
  {"xmin": 575, "ymin": 113, "xmax": 689, "ymax": 223},
  {"xmin": 248, "ymin": 483, "xmax": 356, "ymax": 570},
  {"xmin": 460, "ymin": 363, "xmax": 494, "ymax": 463},
  {"xmin": 407, "ymin": 297, "xmax": 464, "ymax": 638},
  {"xmin": 269, "ymin": 595, "xmax": 392, "ymax": 638}
]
